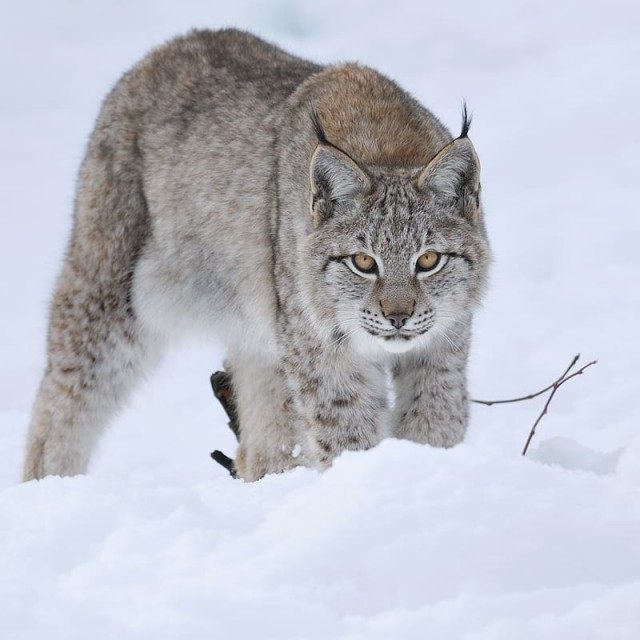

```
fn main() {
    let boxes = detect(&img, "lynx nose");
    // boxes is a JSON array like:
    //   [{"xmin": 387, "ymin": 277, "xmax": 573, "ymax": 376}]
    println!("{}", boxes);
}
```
[
  {"xmin": 385, "ymin": 311, "xmax": 411, "ymax": 329},
  {"xmin": 380, "ymin": 298, "xmax": 415, "ymax": 330}
]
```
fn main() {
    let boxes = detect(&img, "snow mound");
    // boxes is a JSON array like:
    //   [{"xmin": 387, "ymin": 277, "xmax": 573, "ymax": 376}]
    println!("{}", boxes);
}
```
[
  {"xmin": 2, "ymin": 440, "xmax": 640, "ymax": 638},
  {"xmin": 529, "ymin": 437, "xmax": 623, "ymax": 476}
]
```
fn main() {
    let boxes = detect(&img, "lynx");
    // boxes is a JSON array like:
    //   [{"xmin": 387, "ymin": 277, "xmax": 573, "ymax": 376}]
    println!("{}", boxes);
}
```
[{"xmin": 23, "ymin": 29, "xmax": 490, "ymax": 482}]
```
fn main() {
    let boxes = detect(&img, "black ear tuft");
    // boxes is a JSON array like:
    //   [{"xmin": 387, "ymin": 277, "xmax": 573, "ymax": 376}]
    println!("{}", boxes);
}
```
[
  {"xmin": 309, "ymin": 109, "xmax": 371, "ymax": 225},
  {"xmin": 460, "ymin": 102, "xmax": 472, "ymax": 139},
  {"xmin": 311, "ymin": 108, "xmax": 329, "ymax": 146}
]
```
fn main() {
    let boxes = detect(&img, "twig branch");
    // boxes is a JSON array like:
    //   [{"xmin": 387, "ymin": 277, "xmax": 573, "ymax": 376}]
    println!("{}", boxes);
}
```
[
  {"xmin": 521, "ymin": 359, "xmax": 597, "ymax": 456},
  {"xmin": 472, "ymin": 354, "xmax": 580, "ymax": 406}
]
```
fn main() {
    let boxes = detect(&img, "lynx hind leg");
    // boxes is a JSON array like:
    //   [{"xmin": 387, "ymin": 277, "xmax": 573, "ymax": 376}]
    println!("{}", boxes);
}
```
[
  {"xmin": 23, "ymin": 281, "xmax": 155, "ymax": 480},
  {"xmin": 23, "ymin": 113, "xmax": 156, "ymax": 481},
  {"xmin": 229, "ymin": 354, "xmax": 304, "ymax": 482}
]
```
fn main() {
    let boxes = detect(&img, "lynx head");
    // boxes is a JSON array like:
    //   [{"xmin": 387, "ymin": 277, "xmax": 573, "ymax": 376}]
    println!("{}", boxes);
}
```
[{"xmin": 304, "ymin": 110, "xmax": 490, "ymax": 356}]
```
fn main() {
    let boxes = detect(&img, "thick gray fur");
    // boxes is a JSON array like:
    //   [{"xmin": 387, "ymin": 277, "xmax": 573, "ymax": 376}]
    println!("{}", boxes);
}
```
[{"xmin": 23, "ymin": 29, "xmax": 490, "ymax": 482}]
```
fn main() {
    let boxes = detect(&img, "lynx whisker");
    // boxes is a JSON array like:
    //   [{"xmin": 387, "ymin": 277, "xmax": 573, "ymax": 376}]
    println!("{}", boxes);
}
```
[{"xmin": 326, "ymin": 326, "xmax": 362, "ymax": 349}]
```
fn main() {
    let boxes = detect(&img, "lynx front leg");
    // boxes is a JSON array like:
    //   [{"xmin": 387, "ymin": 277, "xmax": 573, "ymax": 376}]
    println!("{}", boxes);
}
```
[
  {"xmin": 392, "ymin": 338, "xmax": 470, "ymax": 447},
  {"xmin": 284, "ymin": 341, "xmax": 389, "ymax": 468},
  {"xmin": 229, "ymin": 354, "xmax": 305, "ymax": 482}
]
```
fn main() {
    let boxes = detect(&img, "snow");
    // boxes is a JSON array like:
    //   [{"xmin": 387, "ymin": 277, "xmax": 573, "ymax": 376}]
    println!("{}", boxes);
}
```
[
  {"xmin": 1, "ymin": 1, "xmax": 640, "ymax": 637},
  {"xmin": 529, "ymin": 436, "xmax": 624, "ymax": 476}
]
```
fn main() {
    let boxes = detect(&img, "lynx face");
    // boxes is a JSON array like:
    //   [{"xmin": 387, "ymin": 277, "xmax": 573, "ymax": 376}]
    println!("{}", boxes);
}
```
[{"xmin": 305, "ymin": 135, "xmax": 489, "ymax": 358}]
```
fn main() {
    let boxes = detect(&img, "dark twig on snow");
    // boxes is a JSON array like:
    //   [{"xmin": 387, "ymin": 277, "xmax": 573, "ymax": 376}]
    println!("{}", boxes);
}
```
[
  {"xmin": 211, "ymin": 449, "xmax": 237, "ymax": 478},
  {"xmin": 521, "ymin": 359, "xmax": 597, "ymax": 456},
  {"xmin": 471, "ymin": 354, "xmax": 581, "ymax": 406},
  {"xmin": 210, "ymin": 371, "xmax": 240, "ymax": 440},
  {"xmin": 209, "ymin": 371, "xmax": 240, "ymax": 478}
]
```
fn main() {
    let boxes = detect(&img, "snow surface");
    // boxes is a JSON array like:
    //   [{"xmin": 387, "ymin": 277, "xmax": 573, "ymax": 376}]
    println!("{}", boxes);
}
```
[{"xmin": 1, "ymin": 1, "xmax": 640, "ymax": 637}]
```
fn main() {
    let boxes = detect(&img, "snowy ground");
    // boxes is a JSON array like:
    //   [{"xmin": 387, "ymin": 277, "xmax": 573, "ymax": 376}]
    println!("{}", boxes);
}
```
[{"xmin": 2, "ymin": 1, "xmax": 640, "ymax": 638}]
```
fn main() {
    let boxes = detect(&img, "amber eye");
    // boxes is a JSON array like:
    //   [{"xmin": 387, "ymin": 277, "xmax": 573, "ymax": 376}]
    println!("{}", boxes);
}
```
[
  {"xmin": 351, "ymin": 253, "xmax": 377, "ymax": 274},
  {"xmin": 416, "ymin": 251, "xmax": 441, "ymax": 272}
]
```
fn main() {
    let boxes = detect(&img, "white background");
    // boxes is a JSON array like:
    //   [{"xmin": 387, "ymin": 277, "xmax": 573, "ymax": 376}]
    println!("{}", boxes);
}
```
[{"xmin": 1, "ymin": 1, "xmax": 639, "ymax": 637}]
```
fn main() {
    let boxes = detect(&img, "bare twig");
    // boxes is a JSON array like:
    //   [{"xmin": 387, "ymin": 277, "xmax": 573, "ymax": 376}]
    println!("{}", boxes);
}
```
[
  {"xmin": 521, "ymin": 359, "xmax": 597, "ymax": 456},
  {"xmin": 472, "ymin": 354, "xmax": 580, "ymax": 406}
]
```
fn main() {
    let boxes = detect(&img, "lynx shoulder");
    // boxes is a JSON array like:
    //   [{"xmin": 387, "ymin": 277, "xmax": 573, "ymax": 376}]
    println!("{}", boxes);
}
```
[{"xmin": 23, "ymin": 29, "xmax": 490, "ymax": 482}]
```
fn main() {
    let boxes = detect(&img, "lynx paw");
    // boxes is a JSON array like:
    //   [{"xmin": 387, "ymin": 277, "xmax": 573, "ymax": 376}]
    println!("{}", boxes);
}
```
[{"xmin": 234, "ymin": 443, "xmax": 304, "ymax": 482}]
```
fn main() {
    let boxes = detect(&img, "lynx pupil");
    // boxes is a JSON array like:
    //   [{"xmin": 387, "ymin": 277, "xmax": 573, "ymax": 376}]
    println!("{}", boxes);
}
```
[
  {"xmin": 352, "ymin": 253, "xmax": 376, "ymax": 273},
  {"xmin": 417, "ymin": 251, "xmax": 440, "ymax": 272}
]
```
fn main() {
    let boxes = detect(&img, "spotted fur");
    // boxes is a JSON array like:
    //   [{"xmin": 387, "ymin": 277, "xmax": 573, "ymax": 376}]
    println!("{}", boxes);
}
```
[{"xmin": 23, "ymin": 29, "xmax": 490, "ymax": 482}]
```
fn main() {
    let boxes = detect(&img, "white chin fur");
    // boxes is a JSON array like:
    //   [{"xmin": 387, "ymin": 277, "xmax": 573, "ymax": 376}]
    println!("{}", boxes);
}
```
[
  {"xmin": 377, "ymin": 337, "xmax": 418, "ymax": 354},
  {"xmin": 349, "ymin": 329, "xmax": 424, "ymax": 358}
]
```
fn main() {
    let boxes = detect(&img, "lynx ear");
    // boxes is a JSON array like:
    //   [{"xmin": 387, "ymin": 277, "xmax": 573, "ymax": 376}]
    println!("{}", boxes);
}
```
[
  {"xmin": 418, "ymin": 136, "xmax": 481, "ymax": 222},
  {"xmin": 310, "ymin": 145, "xmax": 370, "ymax": 225}
]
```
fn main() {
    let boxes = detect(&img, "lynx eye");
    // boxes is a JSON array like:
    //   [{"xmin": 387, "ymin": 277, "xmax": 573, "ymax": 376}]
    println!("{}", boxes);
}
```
[
  {"xmin": 351, "ymin": 253, "xmax": 377, "ymax": 274},
  {"xmin": 416, "ymin": 251, "xmax": 441, "ymax": 272}
]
